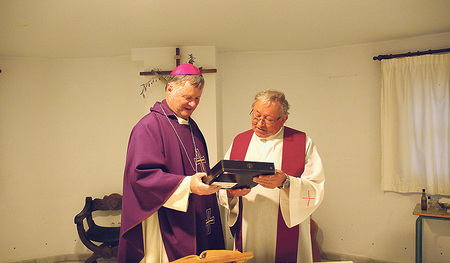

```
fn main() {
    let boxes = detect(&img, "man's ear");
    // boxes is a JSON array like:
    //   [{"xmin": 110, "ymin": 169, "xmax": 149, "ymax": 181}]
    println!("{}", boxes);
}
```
[
  {"xmin": 166, "ymin": 83, "xmax": 174, "ymax": 93},
  {"xmin": 281, "ymin": 115, "xmax": 288, "ymax": 125}
]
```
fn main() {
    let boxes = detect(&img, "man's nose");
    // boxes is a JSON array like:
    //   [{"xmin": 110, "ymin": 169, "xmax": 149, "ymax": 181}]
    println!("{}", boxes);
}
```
[{"xmin": 256, "ymin": 119, "xmax": 266, "ymax": 126}]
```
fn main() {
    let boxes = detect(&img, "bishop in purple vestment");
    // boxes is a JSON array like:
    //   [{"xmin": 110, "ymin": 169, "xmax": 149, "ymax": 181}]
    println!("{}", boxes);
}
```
[{"xmin": 118, "ymin": 64, "xmax": 225, "ymax": 263}]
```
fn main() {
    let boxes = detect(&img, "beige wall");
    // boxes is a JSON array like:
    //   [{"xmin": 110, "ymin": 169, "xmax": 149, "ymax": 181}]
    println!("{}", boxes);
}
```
[
  {"xmin": 0, "ymin": 56, "xmax": 144, "ymax": 260},
  {"xmin": 0, "ymin": 33, "xmax": 449, "ymax": 262}
]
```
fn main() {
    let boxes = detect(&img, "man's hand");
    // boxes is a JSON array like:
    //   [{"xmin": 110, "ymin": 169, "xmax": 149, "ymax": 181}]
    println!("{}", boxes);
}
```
[
  {"xmin": 253, "ymin": 169, "xmax": 287, "ymax": 189},
  {"xmin": 190, "ymin": 172, "xmax": 221, "ymax": 195},
  {"xmin": 227, "ymin": 188, "xmax": 251, "ymax": 198}
]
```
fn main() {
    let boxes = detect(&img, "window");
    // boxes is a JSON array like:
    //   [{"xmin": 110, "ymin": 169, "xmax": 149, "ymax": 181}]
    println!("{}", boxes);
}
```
[{"xmin": 381, "ymin": 54, "xmax": 449, "ymax": 195}]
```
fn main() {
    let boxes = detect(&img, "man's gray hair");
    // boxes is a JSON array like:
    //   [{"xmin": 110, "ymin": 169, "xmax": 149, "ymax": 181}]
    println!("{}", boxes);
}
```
[
  {"xmin": 252, "ymin": 89, "xmax": 290, "ymax": 116},
  {"xmin": 165, "ymin": 75, "xmax": 204, "ymax": 91}
]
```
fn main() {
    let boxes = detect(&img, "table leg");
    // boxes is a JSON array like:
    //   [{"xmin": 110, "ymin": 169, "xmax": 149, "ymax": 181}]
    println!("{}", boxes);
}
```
[{"xmin": 415, "ymin": 216, "xmax": 423, "ymax": 263}]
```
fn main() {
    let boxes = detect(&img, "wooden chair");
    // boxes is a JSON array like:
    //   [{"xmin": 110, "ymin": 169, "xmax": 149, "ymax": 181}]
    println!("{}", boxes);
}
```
[
  {"xmin": 170, "ymin": 250, "xmax": 254, "ymax": 263},
  {"xmin": 74, "ymin": 193, "xmax": 122, "ymax": 263}
]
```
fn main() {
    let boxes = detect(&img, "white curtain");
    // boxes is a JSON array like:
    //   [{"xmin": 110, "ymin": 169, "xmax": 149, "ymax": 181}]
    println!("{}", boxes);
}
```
[{"xmin": 381, "ymin": 53, "xmax": 449, "ymax": 195}]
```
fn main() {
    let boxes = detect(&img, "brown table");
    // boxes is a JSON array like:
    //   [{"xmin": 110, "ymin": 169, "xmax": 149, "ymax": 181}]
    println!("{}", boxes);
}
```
[{"xmin": 412, "ymin": 204, "xmax": 450, "ymax": 263}]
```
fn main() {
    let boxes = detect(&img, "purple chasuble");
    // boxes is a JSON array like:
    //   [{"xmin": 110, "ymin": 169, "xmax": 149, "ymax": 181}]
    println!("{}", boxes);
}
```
[
  {"xmin": 118, "ymin": 100, "xmax": 224, "ymax": 263},
  {"xmin": 229, "ymin": 127, "xmax": 306, "ymax": 263}
]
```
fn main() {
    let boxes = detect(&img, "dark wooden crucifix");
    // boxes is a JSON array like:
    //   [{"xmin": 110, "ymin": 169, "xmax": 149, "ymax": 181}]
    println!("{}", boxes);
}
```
[{"xmin": 139, "ymin": 48, "xmax": 217, "ymax": 76}]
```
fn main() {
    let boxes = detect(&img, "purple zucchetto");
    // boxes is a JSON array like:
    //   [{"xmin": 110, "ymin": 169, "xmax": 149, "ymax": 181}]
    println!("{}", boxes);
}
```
[{"xmin": 170, "ymin": 64, "xmax": 202, "ymax": 76}]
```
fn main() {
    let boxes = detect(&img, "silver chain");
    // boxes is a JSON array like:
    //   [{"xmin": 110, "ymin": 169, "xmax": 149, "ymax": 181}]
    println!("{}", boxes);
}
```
[{"xmin": 160, "ymin": 104, "xmax": 200, "ymax": 173}]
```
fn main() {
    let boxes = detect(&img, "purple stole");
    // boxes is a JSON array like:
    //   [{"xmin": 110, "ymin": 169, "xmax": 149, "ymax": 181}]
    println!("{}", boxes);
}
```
[{"xmin": 230, "ymin": 127, "xmax": 306, "ymax": 263}]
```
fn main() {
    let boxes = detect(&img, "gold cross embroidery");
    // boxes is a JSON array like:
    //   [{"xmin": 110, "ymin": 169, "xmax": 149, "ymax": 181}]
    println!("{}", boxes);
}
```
[{"xmin": 205, "ymin": 208, "xmax": 215, "ymax": 235}]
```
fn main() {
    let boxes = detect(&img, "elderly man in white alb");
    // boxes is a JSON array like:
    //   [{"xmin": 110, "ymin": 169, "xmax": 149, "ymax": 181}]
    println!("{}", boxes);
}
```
[{"xmin": 219, "ymin": 89, "xmax": 325, "ymax": 263}]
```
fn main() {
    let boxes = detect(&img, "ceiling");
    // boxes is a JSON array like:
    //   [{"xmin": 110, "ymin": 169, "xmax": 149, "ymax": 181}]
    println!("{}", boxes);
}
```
[{"xmin": 1, "ymin": 0, "xmax": 449, "ymax": 59}]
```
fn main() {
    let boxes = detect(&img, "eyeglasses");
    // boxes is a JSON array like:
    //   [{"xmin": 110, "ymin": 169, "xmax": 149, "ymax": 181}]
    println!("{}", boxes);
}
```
[{"xmin": 250, "ymin": 110, "xmax": 282, "ymax": 124}]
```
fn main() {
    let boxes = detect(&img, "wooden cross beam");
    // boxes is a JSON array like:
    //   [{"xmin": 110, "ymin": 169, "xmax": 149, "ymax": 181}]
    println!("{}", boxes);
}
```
[{"xmin": 140, "ymin": 48, "xmax": 217, "ymax": 76}]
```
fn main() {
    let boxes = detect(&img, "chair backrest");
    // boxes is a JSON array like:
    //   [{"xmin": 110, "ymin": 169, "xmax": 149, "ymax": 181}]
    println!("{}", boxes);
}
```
[
  {"xmin": 75, "ymin": 193, "xmax": 122, "ymax": 236},
  {"xmin": 86, "ymin": 193, "xmax": 122, "ymax": 228},
  {"xmin": 91, "ymin": 193, "xmax": 122, "ymax": 211}
]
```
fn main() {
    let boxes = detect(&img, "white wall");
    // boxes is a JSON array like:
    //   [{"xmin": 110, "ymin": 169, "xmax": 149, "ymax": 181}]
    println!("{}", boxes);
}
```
[
  {"xmin": 0, "ymin": 56, "xmax": 144, "ymax": 261},
  {"xmin": 217, "ymin": 32, "xmax": 450, "ymax": 263},
  {"xmin": 0, "ymin": 33, "xmax": 449, "ymax": 262}
]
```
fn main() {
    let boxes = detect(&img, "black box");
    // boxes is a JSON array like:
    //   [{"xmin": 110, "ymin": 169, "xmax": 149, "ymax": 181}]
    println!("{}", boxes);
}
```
[{"xmin": 204, "ymin": 160, "xmax": 275, "ymax": 189}]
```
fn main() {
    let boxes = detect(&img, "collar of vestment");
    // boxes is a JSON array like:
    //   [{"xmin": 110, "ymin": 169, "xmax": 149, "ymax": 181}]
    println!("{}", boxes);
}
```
[
  {"xmin": 153, "ymin": 100, "xmax": 190, "ymax": 125},
  {"xmin": 176, "ymin": 116, "xmax": 190, "ymax": 125},
  {"xmin": 257, "ymin": 126, "xmax": 284, "ymax": 142}
]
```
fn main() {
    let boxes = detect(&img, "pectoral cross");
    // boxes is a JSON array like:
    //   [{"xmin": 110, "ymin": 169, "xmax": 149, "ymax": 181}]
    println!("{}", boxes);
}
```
[
  {"xmin": 195, "ymin": 148, "xmax": 206, "ymax": 172},
  {"xmin": 205, "ymin": 208, "xmax": 215, "ymax": 235}
]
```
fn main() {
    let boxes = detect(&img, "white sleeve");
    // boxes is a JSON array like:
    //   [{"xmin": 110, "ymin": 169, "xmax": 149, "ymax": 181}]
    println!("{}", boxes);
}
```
[
  {"xmin": 279, "ymin": 136, "xmax": 325, "ymax": 227},
  {"xmin": 162, "ymin": 176, "xmax": 191, "ymax": 212}
]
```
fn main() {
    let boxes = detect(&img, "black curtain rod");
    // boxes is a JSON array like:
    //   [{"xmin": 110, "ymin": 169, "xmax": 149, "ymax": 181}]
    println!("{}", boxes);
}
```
[{"xmin": 373, "ymin": 48, "xmax": 450, "ymax": 61}]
